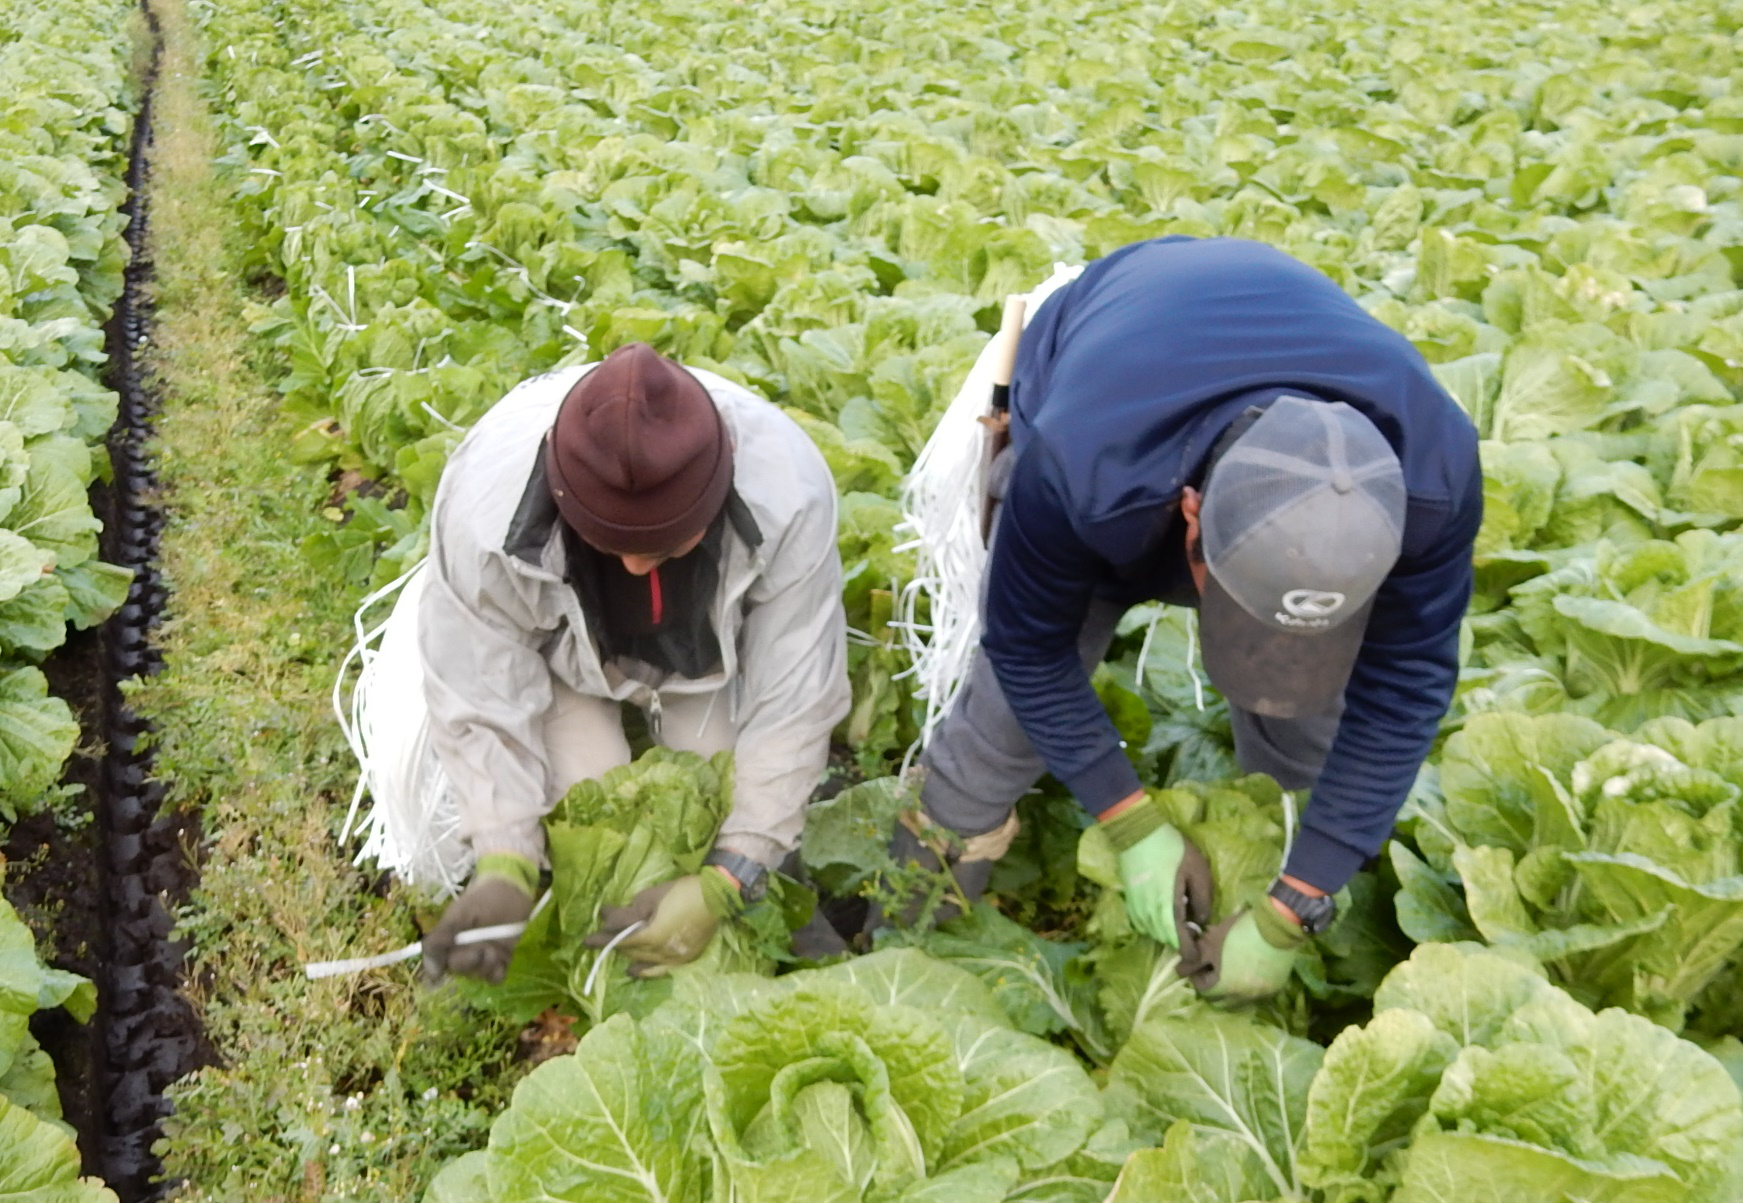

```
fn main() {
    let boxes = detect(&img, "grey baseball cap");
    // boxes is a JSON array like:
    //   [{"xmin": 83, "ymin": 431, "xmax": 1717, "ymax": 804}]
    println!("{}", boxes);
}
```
[{"xmin": 1198, "ymin": 396, "xmax": 1406, "ymax": 718}]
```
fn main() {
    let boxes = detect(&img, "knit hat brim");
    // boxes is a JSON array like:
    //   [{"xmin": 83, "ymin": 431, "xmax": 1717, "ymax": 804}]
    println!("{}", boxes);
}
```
[{"xmin": 544, "ymin": 345, "xmax": 735, "ymax": 554}]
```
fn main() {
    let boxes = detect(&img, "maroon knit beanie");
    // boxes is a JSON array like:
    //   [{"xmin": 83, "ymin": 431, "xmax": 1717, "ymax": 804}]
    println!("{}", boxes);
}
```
[{"xmin": 544, "ymin": 344, "xmax": 734, "ymax": 554}]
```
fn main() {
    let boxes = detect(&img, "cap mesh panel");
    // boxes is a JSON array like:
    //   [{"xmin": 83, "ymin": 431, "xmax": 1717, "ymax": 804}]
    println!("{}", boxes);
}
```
[{"xmin": 1202, "ymin": 400, "xmax": 1405, "ymax": 564}]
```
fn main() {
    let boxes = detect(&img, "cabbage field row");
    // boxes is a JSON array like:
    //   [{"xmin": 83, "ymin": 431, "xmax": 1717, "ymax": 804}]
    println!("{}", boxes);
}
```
[
  {"xmin": 177, "ymin": 0, "xmax": 1743, "ymax": 1195},
  {"xmin": 9, "ymin": 0, "xmax": 1743, "ymax": 1196},
  {"xmin": 0, "ymin": 0, "xmax": 135, "ymax": 824},
  {"xmin": 0, "ymin": 2, "xmax": 137, "ymax": 1198}
]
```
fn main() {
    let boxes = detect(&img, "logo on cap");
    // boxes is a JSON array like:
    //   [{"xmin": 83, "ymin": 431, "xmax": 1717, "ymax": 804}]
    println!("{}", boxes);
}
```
[
  {"xmin": 1283, "ymin": 589, "xmax": 1346, "ymax": 618},
  {"xmin": 1275, "ymin": 589, "xmax": 1346, "ymax": 628}
]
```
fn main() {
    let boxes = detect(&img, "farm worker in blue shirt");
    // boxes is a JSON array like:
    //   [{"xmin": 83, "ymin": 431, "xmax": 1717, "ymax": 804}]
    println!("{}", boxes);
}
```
[{"xmin": 895, "ymin": 237, "xmax": 1482, "ymax": 1003}]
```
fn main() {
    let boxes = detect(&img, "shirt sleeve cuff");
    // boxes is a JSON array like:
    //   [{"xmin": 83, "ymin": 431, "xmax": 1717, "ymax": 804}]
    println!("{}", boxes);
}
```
[
  {"xmin": 1068, "ymin": 745, "xmax": 1145, "ymax": 817},
  {"xmin": 473, "ymin": 825, "xmax": 550, "ymax": 870},
  {"xmin": 1282, "ymin": 827, "xmax": 1370, "ymax": 894}
]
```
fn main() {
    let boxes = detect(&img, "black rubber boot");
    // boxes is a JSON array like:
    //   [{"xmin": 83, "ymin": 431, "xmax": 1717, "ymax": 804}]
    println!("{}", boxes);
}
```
[
  {"xmin": 790, "ymin": 904, "xmax": 852, "ymax": 959},
  {"xmin": 767, "ymin": 850, "xmax": 854, "ymax": 958}
]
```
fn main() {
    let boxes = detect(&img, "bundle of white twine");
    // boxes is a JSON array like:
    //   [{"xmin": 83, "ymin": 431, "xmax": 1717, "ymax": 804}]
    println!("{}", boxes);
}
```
[
  {"xmin": 892, "ymin": 263, "xmax": 1084, "ymax": 760},
  {"xmin": 332, "ymin": 561, "xmax": 473, "ymax": 899}
]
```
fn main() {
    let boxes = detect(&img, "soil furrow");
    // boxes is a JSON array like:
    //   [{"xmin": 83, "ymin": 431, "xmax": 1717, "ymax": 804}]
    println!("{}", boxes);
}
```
[{"xmin": 89, "ymin": 2, "xmax": 211, "ymax": 1195}]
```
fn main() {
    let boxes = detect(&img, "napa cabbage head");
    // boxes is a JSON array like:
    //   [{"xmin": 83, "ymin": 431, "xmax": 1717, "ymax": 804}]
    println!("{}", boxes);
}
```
[
  {"xmin": 1095, "ymin": 944, "xmax": 1743, "ymax": 1203},
  {"xmin": 1507, "ymin": 530, "xmax": 1743, "ymax": 729},
  {"xmin": 1398, "ymin": 712, "xmax": 1743, "ymax": 1029},
  {"xmin": 1298, "ymin": 944, "xmax": 1743, "ymax": 1203},
  {"xmin": 461, "ymin": 748, "xmax": 792, "ymax": 1025},
  {"xmin": 427, "ymin": 949, "xmax": 1112, "ymax": 1203}
]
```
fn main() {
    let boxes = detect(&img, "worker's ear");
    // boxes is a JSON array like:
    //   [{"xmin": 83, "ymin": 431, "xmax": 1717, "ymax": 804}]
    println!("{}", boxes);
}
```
[{"xmin": 1181, "ymin": 487, "xmax": 1205, "ymax": 570}]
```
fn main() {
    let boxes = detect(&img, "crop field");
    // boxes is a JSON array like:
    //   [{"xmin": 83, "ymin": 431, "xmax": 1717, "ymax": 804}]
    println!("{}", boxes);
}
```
[{"xmin": 1, "ymin": 0, "xmax": 1741, "ymax": 1198}]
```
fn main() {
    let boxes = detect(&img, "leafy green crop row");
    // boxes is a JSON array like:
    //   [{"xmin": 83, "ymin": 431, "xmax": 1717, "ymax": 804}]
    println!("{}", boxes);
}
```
[
  {"xmin": 1104, "ymin": 943, "xmax": 1741, "ymax": 1202},
  {"xmin": 179, "ymin": 0, "xmax": 1743, "ymax": 1196},
  {"xmin": 0, "ymin": 890, "xmax": 109, "ymax": 1200},
  {"xmin": 195, "ymin": 0, "xmax": 1743, "ymax": 766},
  {"xmin": 433, "ymin": 949, "xmax": 1120, "ymax": 1202},
  {"xmin": 0, "ymin": 2, "xmax": 138, "ymax": 1192},
  {"xmin": 427, "ymin": 941, "xmax": 1743, "ymax": 1202},
  {"xmin": 0, "ymin": 0, "xmax": 136, "ymax": 822},
  {"xmin": 1401, "ymin": 712, "xmax": 1743, "ymax": 1035}
]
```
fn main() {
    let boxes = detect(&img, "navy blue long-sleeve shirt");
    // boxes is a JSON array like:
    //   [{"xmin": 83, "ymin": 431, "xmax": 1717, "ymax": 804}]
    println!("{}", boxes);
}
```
[{"xmin": 986, "ymin": 237, "xmax": 1482, "ymax": 892}]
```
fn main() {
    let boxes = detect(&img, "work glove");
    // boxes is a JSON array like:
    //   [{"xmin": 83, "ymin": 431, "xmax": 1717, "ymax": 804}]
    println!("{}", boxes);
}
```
[
  {"xmin": 1101, "ymin": 798, "xmax": 1213, "ymax": 949},
  {"xmin": 1177, "ymin": 900, "xmax": 1307, "ymax": 1005},
  {"xmin": 584, "ymin": 869, "xmax": 743, "ymax": 979},
  {"xmin": 423, "ymin": 852, "xmax": 538, "ymax": 985}
]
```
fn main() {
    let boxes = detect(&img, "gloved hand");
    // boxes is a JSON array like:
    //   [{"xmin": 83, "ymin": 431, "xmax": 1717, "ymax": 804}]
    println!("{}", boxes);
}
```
[
  {"xmin": 1100, "ymin": 797, "xmax": 1212, "ymax": 948},
  {"xmin": 1177, "ymin": 899, "xmax": 1307, "ymax": 1004},
  {"xmin": 584, "ymin": 868, "xmax": 743, "ymax": 979},
  {"xmin": 423, "ymin": 852, "xmax": 538, "ymax": 984}
]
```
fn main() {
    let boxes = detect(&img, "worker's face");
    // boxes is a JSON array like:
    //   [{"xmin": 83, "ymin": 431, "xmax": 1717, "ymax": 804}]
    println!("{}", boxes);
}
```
[
  {"xmin": 1181, "ymin": 487, "xmax": 1207, "ymax": 596},
  {"xmin": 608, "ymin": 529, "xmax": 707, "ymax": 576}
]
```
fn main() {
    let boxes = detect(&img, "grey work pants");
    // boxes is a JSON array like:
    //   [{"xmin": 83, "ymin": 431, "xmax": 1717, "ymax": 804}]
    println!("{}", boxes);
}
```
[
  {"xmin": 919, "ymin": 458, "xmax": 1343, "ymax": 839},
  {"xmin": 918, "ymin": 607, "xmax": 1343, "ymax": 837}
]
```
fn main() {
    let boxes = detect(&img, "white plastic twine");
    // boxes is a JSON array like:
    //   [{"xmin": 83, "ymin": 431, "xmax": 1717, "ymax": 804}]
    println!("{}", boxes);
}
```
[
  {"xmin": 890, "ymin": 326, "xmax": 1007, "ymax": 747},
  {"xmin": 581, "ymin": 920, "xmax": 648, "ymax": 996},
  {"xmin": 1134, "ymin": 610, "xmax": 1161, "ymax": 689},
  {"xmin": 331, "ymin": 562, "xmax": 473, "ymax": 899},
  {"xmin": 892, "ymin": 263, "xmax": 1085, "ymax": 755},
  {"xmin": 302, "ymin": 902, "xmax": 652, "ymax": 986},
  {"xmin": 1185, "ymin": 610, "xmax": 1206, "ymax": 711},
  {"xmin": 332, "ymin": 562, "xmax": 422, "ymax": 845},
  {"xmin": 303, "ymin": 892, "xmax": 555, "ymax": 980}
]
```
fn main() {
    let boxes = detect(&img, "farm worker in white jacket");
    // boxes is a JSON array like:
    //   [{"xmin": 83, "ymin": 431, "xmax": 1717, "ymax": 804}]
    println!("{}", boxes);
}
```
[{"xmin": 418, "ymin": 343, "xmax": 850, "ymax": 982}]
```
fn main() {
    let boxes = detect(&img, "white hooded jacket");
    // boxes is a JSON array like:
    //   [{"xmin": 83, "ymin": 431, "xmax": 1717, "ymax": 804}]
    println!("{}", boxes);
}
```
[{"xmin": 418, "ymin": 362, "xmax": 850, "ymax": 869}]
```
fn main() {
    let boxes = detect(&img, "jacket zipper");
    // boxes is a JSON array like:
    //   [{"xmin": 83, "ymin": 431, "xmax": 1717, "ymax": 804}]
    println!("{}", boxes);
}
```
[{"xmin": 649, "ymin": 566, "xmax": 663, "ymax": 625}]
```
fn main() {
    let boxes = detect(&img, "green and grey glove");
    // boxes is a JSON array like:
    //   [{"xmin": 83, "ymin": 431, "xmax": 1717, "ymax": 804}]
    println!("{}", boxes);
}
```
[
  {"xmin": 1101, "ymin": 797, "xmax": 1213, "ymax": 948},
  {"xmin": 584, "ymin": 869, "xmax": 744, "ymax": 979},
  {"xmin": 1177, "ymin": 900, "xmax": 1307, "ymax": 1004},
  {"xmin": 423, "ymin": 852, "xmax": 538, "ymax": 985}
]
